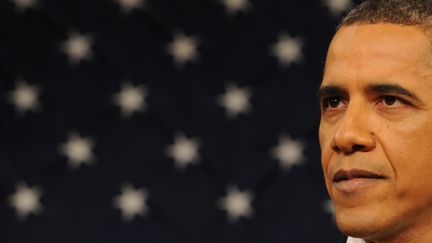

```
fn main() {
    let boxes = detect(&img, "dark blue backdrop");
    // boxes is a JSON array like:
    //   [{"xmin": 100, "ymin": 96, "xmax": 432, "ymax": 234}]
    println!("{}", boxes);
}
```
[{"xmin": 0, "ymin": 0, "xmax": 360, "ymax": 242}]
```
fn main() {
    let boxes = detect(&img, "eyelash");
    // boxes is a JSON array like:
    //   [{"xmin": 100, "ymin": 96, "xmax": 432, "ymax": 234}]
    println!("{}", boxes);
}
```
[{"xmin": 321, "ymin": 95, "xmax": 409, "ymax": 110}]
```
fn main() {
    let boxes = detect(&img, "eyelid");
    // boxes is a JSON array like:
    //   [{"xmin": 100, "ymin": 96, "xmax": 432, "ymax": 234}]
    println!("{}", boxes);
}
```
[
  {"xmin": 320, "ymin": 95, "xmax": 345, "ymax": 102},
  {"xmin": 376, "ymin": 95, "xmax": 412, "ymax": 105}
]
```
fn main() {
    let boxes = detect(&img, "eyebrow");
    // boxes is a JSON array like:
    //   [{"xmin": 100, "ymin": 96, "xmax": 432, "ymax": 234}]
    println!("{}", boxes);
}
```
[
  {"xmin": 317, "ymin": 83, "xmax": 421, "ymax": 101},
  {"xmin": 317, "ymin": 85, "xmax": 345, "ymax": 99},
  {"xmin": 366, "ymin": 83, "xmax": 420, "ymax": 100}
]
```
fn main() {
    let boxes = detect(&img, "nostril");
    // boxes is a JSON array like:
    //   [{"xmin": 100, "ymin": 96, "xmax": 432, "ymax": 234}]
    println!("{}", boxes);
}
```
[{"xmin": 352, "ymin": 144, "xmax": 365, "ymax": 151}]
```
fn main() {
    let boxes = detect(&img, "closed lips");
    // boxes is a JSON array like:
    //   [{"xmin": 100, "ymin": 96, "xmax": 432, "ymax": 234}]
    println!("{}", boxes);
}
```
[{"xmin": 333, "ymin": 169, "xmax": 385, "ymax": 182}]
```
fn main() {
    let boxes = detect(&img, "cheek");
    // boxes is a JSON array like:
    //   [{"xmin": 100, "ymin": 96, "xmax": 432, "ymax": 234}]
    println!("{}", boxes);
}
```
[
  {"xmin": 319, "ymin": 122, "xmax": 334, "ymax": 179},
  {"xmin": 391, "ymin": 137, "xmax": 432, "ymax": 211},
  {"xmin": 394, "ymin": 133, "xmax": 432, "ymax": 183},
  {"xmin": 384, "ymin": 116, "xmax": 432, "ymax": 197},
  {"xmin": 319, "ymin": 122, "xmax": 334, "ymax": 151}
]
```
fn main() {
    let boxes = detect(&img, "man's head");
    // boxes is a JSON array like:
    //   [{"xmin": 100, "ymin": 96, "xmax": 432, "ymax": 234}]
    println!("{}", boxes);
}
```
[{"xmin": 319, "ymin": 0, "xmax": 432, "ymax": 241}]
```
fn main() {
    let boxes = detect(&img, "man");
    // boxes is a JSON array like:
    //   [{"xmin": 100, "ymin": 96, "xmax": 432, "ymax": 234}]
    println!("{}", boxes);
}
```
[{"xmin": 318, "ymin": 0, "xmax": 432, "ymax": 242}]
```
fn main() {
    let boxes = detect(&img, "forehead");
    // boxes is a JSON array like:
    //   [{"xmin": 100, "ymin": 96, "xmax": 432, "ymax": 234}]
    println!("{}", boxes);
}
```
[
  {"xmin": 329, "ymin": 24, "xmax": 431, "ymax": 57},
  {"xmin": 322, "ymin": 24, "xmax": 432, "ymax": 90}
]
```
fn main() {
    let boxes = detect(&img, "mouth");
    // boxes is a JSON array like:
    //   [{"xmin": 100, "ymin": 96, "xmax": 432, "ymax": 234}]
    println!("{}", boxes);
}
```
[
  {"xmin": 332, "ymin": 169, "xmax": 385, "ymax": 182},
  {"xmin": 332, "ymin": 169, "xmax": 386, "ymax": 193}
]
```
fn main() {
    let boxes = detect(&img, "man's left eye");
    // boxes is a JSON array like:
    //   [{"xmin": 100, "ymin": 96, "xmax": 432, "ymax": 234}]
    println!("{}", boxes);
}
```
[
  {"xmin": 383, "ymin": 96, "xmax": 397, "ymax": 106},
  {"xmin": 379, "ymin": 95, "xmax": 409, "ymax": 107}
]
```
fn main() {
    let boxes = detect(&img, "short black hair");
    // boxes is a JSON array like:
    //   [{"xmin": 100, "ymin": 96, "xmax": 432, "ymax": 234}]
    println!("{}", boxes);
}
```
[{"xmin": 340, "ymin": 0, "xmax": 432, "ymax": 34}]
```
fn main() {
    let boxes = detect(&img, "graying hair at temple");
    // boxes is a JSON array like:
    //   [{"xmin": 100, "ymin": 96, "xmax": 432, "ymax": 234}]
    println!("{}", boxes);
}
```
[{"xmin": 339, "ymin": 0, "xmax": 432, "ymax": 35}]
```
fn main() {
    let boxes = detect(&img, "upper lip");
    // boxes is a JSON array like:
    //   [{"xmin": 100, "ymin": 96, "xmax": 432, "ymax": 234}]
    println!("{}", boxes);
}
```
[{"xmin": 332, "ymin": 169, "xmax": 385, "ymax": 182}]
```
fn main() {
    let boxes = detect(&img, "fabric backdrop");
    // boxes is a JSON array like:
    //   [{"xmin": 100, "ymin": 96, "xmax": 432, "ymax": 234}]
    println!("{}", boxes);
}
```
[{"xmin": 0, "ymin": 0, "xmax": 360, "ymax": 242}]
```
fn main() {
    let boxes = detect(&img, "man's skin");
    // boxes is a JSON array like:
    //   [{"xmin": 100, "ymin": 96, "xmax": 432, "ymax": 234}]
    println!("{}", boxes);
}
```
[{"xmin": 319, "ymin": 23, "xmax": 432, "ymax": 242}]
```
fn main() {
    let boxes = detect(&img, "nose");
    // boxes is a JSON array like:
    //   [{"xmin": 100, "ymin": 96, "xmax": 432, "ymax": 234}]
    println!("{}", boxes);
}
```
[{"xmin": 332, "ymin": 106, "xmax": 376, "ymax": 154}]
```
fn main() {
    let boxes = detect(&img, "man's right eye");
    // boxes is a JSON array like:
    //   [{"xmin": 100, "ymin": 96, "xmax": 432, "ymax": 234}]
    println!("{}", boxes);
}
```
[{"xmin": 322, "ymin": 96, "xmax": 343, "ymax": 109}]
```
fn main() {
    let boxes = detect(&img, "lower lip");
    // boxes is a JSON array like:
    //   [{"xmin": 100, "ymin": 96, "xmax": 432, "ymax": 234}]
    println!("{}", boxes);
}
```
[{"xmin": 334, "ymin": 178, "xmax": 383, "ymax": 193}]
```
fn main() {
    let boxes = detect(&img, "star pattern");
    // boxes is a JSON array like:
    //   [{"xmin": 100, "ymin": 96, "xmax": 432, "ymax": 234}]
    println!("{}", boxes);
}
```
[
  {"xmin": 115, "ymin": 0, "xmax": 145, "ymax": 13},
  {"xmin": 220, "ymin": 0, "xmax": 251, "ymax": 15},
  {"xmin": 60, "ymin": 133, "xmax": 95, "ymax": 168},
  {"xmin": 218, "ymin": 83, "xmax": 252, "ymax": 118},
  {"xmin": 166, "ymin": 133, "xmax": 200, "ymax": 170},
  {"xmin": 218, "ymin": 185, "xmax": 254, "ymax": 223},
  {"xmin": 113, "ymin": 82, "xmax": 147, "ymax": 117},
  {"xmin": 113, "ymin": 183, "xmax": 149, "ymax": 222},
  {"xmin": 167, "ymin": 32, "xmax": 199, "ymax": 67},
  {"xmin": 324, "ymin": 0, "xmax": 353, "ymax": 16},
  {"xmin": 271, "ymin": 34, "xmax": 304, "ymax": 67},
  {"xmin": 61, "ymin": 31, "xmax": 93, "ymax": 64},
  {"xmin": 12, "ymin": 0, "xmax": 38, "ymax": 11},
  {"xmin": 8, "ymin": 183, "xmax": 42, "ymax": 220},
  {"xmin": 7, "ymin": 80, "xmax": 41, "ymax": 114},
  {"xmin": 271, "ymin": 135, "xmax": 305, "ymax": 171},
  {"xmin": 1, "ymin": 0, "xmax": 353, "ymax": 241}
]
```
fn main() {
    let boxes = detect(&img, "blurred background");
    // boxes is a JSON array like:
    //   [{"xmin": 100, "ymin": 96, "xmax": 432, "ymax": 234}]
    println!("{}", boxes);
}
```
[{"xmin": 0, "ymin": 0, "xmax": 361, "ymax": 242}]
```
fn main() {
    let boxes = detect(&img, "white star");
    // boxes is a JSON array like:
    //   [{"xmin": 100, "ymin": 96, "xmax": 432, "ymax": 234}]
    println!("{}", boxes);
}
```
[
  {"xmin": 113, "ymin": 82, "xmax": 147, "ymax": 117},
  {"xmin": 113, "ymin": 183, "xmax": 148, "ymax": 222},
  {"xmin": 7, "ymin": 79, "xmax": 41, "ymax": 114},
  {"xmin": 8, "ymin": 182, "xmax": 42, "ymax": 220},
  {"xmin": 323, "ymin": 199, "xmax": 336, "ymax": 221},
  {"xmin": 323, "ymin": 0, "xmax": 353, "ymax": 16},
  {"xmin": 220, "ymin": 0, "xmax": 251, "ymax": 15},
  {"xmin": 115, "ymin": 0, "xmax": 145, "ymax": 13},
  {"xmin": 271, "ymin": 34, "xmax": 304, "ymax": 67},
  {"xmin": 271, "ymin": 134, "xmax": 305, "ymax": 171},
  {"xmin": 60, "ymin": 133, "xmax": 95, "ymax": 168},
  {"xmin": 61, "ymin": 31, "xmax": 93, "ymax": 64},
  {"xmin": 166, "ymin": 133, "xmax": 200, "ymax": 170},
  {"xmin": 167, "ymin": 32, "xmax": 199, "ymax": 67},
  {"xmin": 12, "ymin": 0, "xmax": 38, "ymax": 11},
  {"xmin": 218, "ymin": 185, "xmax": 254, "ymax": 223},
  {"xmin": 218, "ymin": 83, "xmax": 252, "ymax": 118}
]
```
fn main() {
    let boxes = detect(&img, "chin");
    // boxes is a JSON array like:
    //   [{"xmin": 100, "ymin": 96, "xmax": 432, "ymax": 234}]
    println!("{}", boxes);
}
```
[{"xmin": 334, "ymin": 206, "xmax": 393, "ymax": 240}]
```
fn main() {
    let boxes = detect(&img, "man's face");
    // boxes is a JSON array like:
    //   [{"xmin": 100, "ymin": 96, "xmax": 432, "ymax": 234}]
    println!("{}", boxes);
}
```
[{"xmin": 319, "ymin": 23, "xmax": 432, "ymax": 241}]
